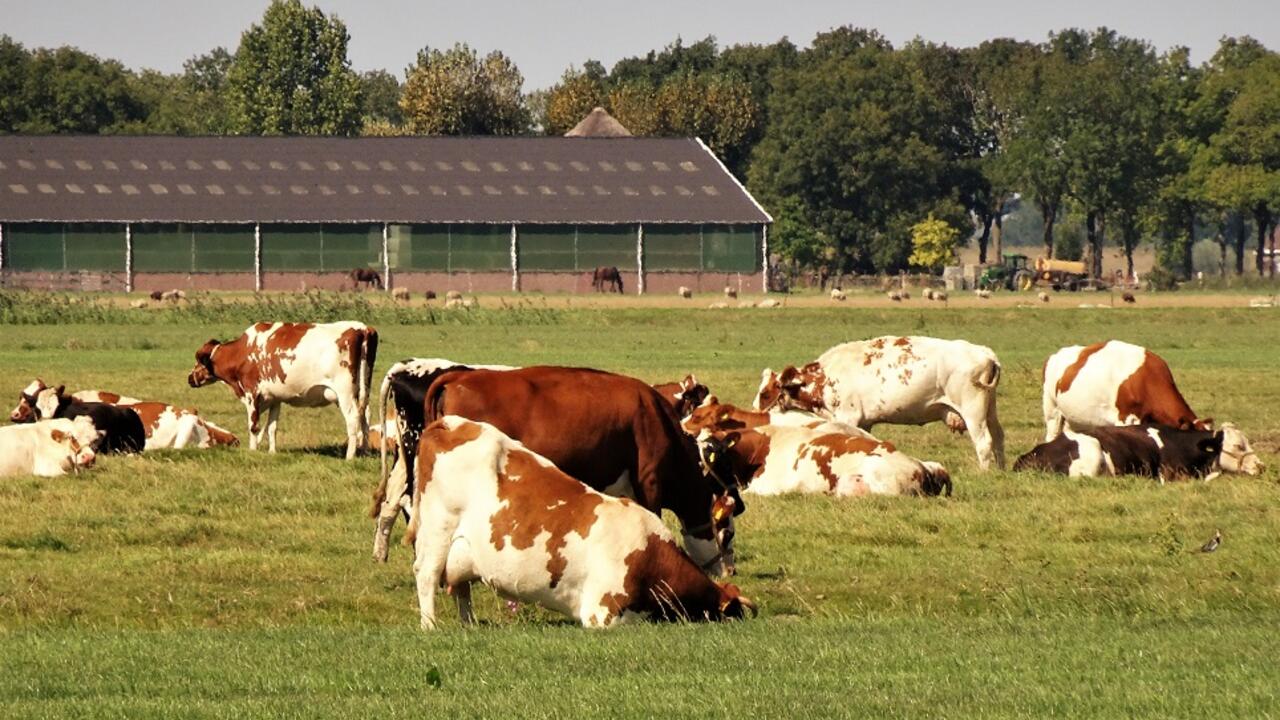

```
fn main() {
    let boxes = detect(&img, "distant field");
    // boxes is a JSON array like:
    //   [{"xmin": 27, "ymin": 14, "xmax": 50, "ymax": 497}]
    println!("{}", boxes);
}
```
[{"xmin": 1, "ymin": 297, "xmax": 1277, "ymax": 718}]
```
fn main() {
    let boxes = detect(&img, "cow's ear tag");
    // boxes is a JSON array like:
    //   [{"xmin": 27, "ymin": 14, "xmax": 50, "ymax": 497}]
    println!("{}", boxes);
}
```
[
  {"xmin": 727, "ymin": 437, "xmax": 737, "ymax": 448},
  {"xmin": 708, "ymin": 451, "xmax": 717, "ymax": 464}
]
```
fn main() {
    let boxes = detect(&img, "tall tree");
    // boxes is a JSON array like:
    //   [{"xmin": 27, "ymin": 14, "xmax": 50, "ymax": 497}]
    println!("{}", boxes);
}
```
[
  {"xmin": 0, "ymin": 35, "xmax": 31, "ymax": 132},
  {"xmin": 226, "ymin": 0, "xmax": 362, "ymax": 135},
  {"xmin": 18, "ymin": 46, "xmax": 144, "ymax": 133},
  {"xmin": 359, "ymin": 69, "xmax": 403, "ymax": 126},
  {"xmin": 399, "ymin": 44, "xmax": 531, "ymax": 135},
  {"xmin": 541, "ymin": 65, "xmax": 607, "ymax": 135}
]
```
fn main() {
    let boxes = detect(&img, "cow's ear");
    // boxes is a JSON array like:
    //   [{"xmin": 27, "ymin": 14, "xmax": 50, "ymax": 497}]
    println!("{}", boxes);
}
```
[
  {"xmin": 1197, "ymin": 417, "xmax": 1214, "ymax": 431},
  {"xmin": 779, "ymin": 366, "xmax": 802, "ymax": 388},
  {"xmin": 49, "ymin": 429, "xmax": 66, "ymax": 442},
  {"xmin": 55, "ymin": 385, "xmax": 65, "ymax": 397}
]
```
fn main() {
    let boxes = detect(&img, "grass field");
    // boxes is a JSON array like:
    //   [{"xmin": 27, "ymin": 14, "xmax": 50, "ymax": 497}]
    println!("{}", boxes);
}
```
[{"xmin": 1, "ymin": 295, "xmax": 1278, "ymax": 718}]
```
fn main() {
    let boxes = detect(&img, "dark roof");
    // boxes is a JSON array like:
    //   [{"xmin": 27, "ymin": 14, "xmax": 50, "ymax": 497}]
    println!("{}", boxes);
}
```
[
  {"xmin": 565, "ymin": 107, "xmax": 632, "ymax": 138},
  {"xmin": 0, "ymin": 136, "xmax": 770, "ymax": 225}
]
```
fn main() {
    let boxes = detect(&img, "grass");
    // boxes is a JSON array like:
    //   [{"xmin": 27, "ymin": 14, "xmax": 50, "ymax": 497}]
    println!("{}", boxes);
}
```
[{"xmin": 1, "ymin": 298, "xmax": 1278, "ymax": 717}]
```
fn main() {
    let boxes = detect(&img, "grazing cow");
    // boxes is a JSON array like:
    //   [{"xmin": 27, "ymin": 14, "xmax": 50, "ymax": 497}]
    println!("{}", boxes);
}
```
[
  {"xmin": 591, "ymin": 266, "xmax": 624, "ymax": 293},
  {"xmin": 651, "ymin": 375, "xmax": 711, "ymax": 420},
  {"xmin": 1014, "ymin": 424, "xmax": 1224, "ymax": 482},
  {"xmin": 421, "ymin": 366, "xmax": 741, "ymax": 576},
  {"xmin": 370, "ymin": 357, "xmax": 517, "ymax": 561},
  {"xmin": 13, "ymin": 380, "xmax": 237, "ymax": 450},
  {"xmin": 349, "ymin": 268, "xmax": 383, "ymax": 291},
  {"xmin": 187, "ymin": 321, "xmax": 378, "ymax": 459},
  {"xmin": 696, "ymin": 426, "xmax": 952, "ymax": 497},
  {"xmin": 17, "ymin": 385, "xmax": 145, "ymax": 454},
  {"xmin": 0, "ymin": 417, "xmax": 102, "ymax": 478},
  {"xmin": 407, "ymin": 416, "xmax": 755, "ymax": 628},
  {"xmin": 754, "ymin": 336, "xmax": 1005, "ymax": 469}
]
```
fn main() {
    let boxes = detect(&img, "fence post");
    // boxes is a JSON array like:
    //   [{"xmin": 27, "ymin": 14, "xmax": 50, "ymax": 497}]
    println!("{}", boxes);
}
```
[
  {"xmin": 254, "ymin": 223, "xmax": 263, "ymax": 292},
  {"xmin": 382, "ymin": 223, "xmax": 391, "ymax": 292},
  {"xmin": 0, "ymin": 222, "xmax": 5, "ymax": 274},
  {"xmin": 761, "ymin": 223, "xmax": 769, "ymax": 293},
  {"xmin": 510, "ymin": 224, "xmax": 519, "ymax": 292},
  {"xmin": 636, "ymin": 223, "xmax": 645, "ymax": 295},
  {"xmin": 124, "ymin": 223, "xmax": 133, "ymax": 293}
]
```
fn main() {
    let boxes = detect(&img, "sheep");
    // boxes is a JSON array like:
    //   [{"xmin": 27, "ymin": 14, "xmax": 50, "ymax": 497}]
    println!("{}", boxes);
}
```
[
  {"xmin": 932, "ymin": 290, "xmax": 948, "ymax": 302},
  {"xmin": 392, "ymin": 287, "xmax": 411, "ymax": 301},
  {"xmin": 425, "ymin": 290, "xmax": 437, "ymax": 300},
  {"xmin": 830, "ymin": 288, "xmax": 847, "ymax": 302},
  {"xmin": 756, "ymin": 298, "xmax": 782, "ymax": 308},
  {"xmin": 1038, "ymin": 291, "xmax": 1050, "ymax": 303},
  {"xmin": 445, "ymin": 290, "xmax": 463, "ymax": 302},
  {"xmin": 678, "ymin": 286, "xmax": 693, "ymax": 299},
  {"xmin": 724, "ymin": 287, "xmax": 738, "ymax": 299},
  {"xmin": 975, "ymin": 289, "xmax": 991, "ymax": 300},
  {"xmin": 708, "ymin": 301, "xmax": 729, "ymax": 309},
  {"xmin": 923, "ymin": 288, "xmax": 935, "ymax": 301},
  {"xmin": 899, "ymin": 289, "xmax": 911, "ymax": 300},
  {"xmin": 1122, "ymin": 292, "xmax": 1136, "ymax": 304},
  {"xmin": 887, "ymin": 290, "xmax": 903, "ymax": 302},
  {"xmin": 130, "ymin": 299, "xmax": 149, "ymax": 309}
]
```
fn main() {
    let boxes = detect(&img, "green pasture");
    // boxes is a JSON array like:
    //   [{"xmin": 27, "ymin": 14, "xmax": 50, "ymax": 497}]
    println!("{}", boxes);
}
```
[{"xmin": 1, "ymin": 300, "xmax": 1278, "ymax": 718}]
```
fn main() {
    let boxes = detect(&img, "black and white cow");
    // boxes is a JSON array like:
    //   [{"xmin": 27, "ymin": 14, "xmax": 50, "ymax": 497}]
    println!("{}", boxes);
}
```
[
  {"xmin": 27, "ymin": 385, "xmax": 146, "ymax": 455},
  {"xmin": 1013, "ymin": 424, "xmax": 1224, "ymax": 483}
]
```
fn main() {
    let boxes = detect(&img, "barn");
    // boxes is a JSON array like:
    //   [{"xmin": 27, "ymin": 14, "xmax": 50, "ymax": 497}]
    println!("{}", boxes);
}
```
[{"xmin": 0, "ymin": 133, "xmax": 771, "ymax": 294}]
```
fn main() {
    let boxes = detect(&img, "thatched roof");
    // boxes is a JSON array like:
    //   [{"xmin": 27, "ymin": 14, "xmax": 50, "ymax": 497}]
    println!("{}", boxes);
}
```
[{"xmin": 564, "ymin": 107, "xmax": 632, "ymax": 138}]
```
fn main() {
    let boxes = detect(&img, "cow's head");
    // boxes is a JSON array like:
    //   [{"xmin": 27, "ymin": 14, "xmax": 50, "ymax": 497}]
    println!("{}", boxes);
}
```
[
  {"xmin": 712, "ymin": 582, "xmax": 757, "ymax": 621},
  {"xmin": 10, "ymin": 379, "xmax": 48, "ymax": 423},
  {"xmin": 1180, "ymin": 429, "xmax": 1226, "ymax": 480},
  {"xmin": 753, "ymin": 364, "xmax": 826, "ymax": 414},
  {"xmin": 187, "ymin": 340, "xmax": 222, "ymax": 388},
  {"xmin": 50, "ymin": 415, "xmax": 103, "ymax": 472},
  {"xmin": 31, "ymin": 385, "xmax": 68, "ymax": 420},
  {"xmin": 1217, "ymin": 423, "xmax": 1263, "ymax": 476}
]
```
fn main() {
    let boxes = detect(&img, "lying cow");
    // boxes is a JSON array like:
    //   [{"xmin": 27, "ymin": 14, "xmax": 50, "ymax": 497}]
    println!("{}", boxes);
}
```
[
  {"xmin": 682, "ymin": 401, "xmax": 875, "ymax": 438},
  {"xmin": 754, "ymin": 336, "xmax": 1005, "ymax": 469},
  {"xmin": 13, "ymin": 380, "xmax": 237, "ymax": 450},
  {"xmin": 651, "ymin": 375, "xmax": 711, "ymax": 420},
  {"xmin": 407, "ymin": 417, "xmax": 755, "ymax": 628},
  {"xmin": 696, "ymin": 425, "xmax": 952, "ymax": 497},
  {"xmin": 13, "ymin": 384, "xmax": 145, "ymax": 454},
  {"xmin": 0, "ymin": 417, "xmax": 101, "ymax": 478},
  {"xmin": 370, "ymin": 358, "xmax": 517, "ymax": 561},
  {"xmin": 188, "ymin": 321, "xmax": 378, "ymax": 459},
  {"xmin": 1014, "ymin": 424, "xmax": 1224, "ymax": 483},
  {"xmin": 420, "ymin": 366, "xmax": 741, "ymax": 576},
  {"xmin": 1042, "ymin": 341, "xmax": 1261, "ymax": 474}
]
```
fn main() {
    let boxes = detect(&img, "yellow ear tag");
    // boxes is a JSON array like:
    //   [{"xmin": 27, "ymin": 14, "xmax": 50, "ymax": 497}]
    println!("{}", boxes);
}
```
[
  {"xmin": 713, "ymin": 507, "xmax": 727, "ymax": 522},
  {"xmin": 708, "ymin": 452, "xmax": 717, "ymax": 464}
]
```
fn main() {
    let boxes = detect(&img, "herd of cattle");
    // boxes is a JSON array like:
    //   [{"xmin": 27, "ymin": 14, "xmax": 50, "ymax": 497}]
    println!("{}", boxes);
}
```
[{"xmin": 1, "ymin": 320, "xmax": 1265, "ymax": 629}]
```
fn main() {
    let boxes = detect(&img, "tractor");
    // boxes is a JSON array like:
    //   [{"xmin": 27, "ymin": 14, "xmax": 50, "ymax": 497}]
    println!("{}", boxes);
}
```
[{"xmin": 978, "ymin": 253, "xmax": 1034, "ymax": 291}]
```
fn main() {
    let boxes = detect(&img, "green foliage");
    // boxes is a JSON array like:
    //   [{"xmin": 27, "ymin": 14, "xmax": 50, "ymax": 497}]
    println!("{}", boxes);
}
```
[
  {"xmin": 226, "ymin": 0, "xmax": 362, "ymax": 135},
  {"xmin": 400, "ymin": 44, "xmax": 531, "ymax": 135},
  {"xmin": 1145, "ymin": 265, "xmax": 1181, "ymax": 291},
  {"xmin": 358, "ymin": 69, "xmax": 403, "ymax": 126},
  {"xmin": 908, "ymin": 214, "xmax": 960, "ymax": 272},
  {"xmin": 541, "ymin": 66, "xmax": 607, "ymax": 135}
]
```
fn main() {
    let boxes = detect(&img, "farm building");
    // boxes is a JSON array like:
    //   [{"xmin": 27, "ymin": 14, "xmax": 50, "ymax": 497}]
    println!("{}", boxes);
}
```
[{"xmin": 0, "ymin": 133, "xmax": 771, "ymax": 294}]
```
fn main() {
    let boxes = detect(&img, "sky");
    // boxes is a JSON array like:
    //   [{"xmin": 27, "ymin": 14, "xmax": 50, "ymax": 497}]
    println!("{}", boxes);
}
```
[{"xmin": 2, "ymin": 0, "xmax": 1276, "ymax": 90}]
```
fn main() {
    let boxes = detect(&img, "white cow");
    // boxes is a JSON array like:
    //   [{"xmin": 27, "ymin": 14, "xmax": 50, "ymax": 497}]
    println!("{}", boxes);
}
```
[
  {"xmin": 0, "ymin": 417, "xmax": 102, "ymax": 478},
  {"xmin": 187, "ymin": 321, "xmax": 378, "ymax": 459},
  {"xmin": 406, "ymin": 416, "xmax": 755, "ymax": 629},
  {"xmin": 754, "ymin": 336, "xmax": 1005, "ymax": 469}
]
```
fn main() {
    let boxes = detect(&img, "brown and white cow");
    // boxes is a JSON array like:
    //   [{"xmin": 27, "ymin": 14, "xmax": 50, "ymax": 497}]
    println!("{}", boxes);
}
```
[
  {"xmin": 420, "ymin": 366, "xmax": 742, "ymax": 576},
  {"xmin": 1014, "ymin": 424, "xmax": 1224, "ymax": 483},
  {"xmin": 651, "ymin": 375, "xmax": 711, "ymax": 420},
  {"xmin": 696, "ymin": 424, "xmax": 952, "ymax": 497},
  {"xmin": 754, "ymin": 336, "xmax": 1005, "ymax": 469},
  {"xmin": 406, "ymin": 417, "xmax": 755, "ymax": 628},
  {"xmin": 13, "ymin": 380, "xmax": 237, "ymax": 450},
  {"xmin": 0, "ymin": 416, "xmax": 101, "ymax": 478},
  {"xmin": 1042, "ymin": 341, "xmax": 1261, "ymax": 475},
  {"xmin": 682, "ymin": 401, "xmax": 876, "ymax": 439},
  {"xmin": 187, "ymin": 321, "xmax": 377, "ymax": 460}
]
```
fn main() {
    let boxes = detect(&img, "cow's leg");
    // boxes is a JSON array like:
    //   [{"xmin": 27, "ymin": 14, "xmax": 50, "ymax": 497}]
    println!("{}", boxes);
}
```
[
  {"xmin": 372, "ymin": 458, "xmax": 410, "ymax": 562},
  {"xmin": 954, "ymin": 399, "xmax": 1001, "ymax": 470},
  {"xmin": 265, "ymin": 403, "xmax": 281, "ymax": 453},
  {"xmin": 1043, "ymin": 392, "xmax": 1065, "ymax": 441},
  {"xmin": 452, "ymin": 582, "xmax": 475, "ymax": 625},
  {"xmin": 337, "ymin": 391, "xmax": 362, "ymax": 460},
  {"xmin": 242, "ymin": 396, "xmax": 261, "ymax": 451},
  {"xmin": 412, "ymin": 507, "xmax": 456, "ymax": 630}
]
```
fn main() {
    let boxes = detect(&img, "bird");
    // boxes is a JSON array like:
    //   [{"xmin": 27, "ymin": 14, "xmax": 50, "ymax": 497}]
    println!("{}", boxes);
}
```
[{"xmin": 1200, "ymin": 530, "xmax": 1221, "ymax": 553}]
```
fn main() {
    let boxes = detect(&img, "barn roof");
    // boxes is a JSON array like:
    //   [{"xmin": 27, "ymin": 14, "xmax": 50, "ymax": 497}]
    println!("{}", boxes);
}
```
[
  {"xmin": 564, "ymin": 107, "xmax": 633, "ymax": 138},
  {"xmin": 0, "ymin": 135, "xmax": 770, "ymax": 225}
]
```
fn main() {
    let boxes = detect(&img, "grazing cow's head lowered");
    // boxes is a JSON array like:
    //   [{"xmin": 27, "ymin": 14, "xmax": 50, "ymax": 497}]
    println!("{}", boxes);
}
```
[
  {"xmin": 10, "ymin": 379, "xmax": 49, "ymax": 423},
  {"xmin": 187, "ymin": 340, "xmax": 222, "ymax": 388}
]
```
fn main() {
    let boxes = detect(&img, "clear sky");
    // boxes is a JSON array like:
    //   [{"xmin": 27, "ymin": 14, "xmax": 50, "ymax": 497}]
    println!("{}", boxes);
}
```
[{"xmin": 2, "ymin": 0, "xmax": 1275, "ymax": 90}]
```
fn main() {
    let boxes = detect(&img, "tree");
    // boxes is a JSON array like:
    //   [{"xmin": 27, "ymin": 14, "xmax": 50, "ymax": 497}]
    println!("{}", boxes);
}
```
[
  {"xmin": 909, "ymin": 214, "xmax": 960, "ymax": 272},
  {"xmin": 399, "ymin": 44, "xmax": 531, "ymax": 135},
  {"xmin": 17, "ymin": 46, "xmax": 144, "ymax": 133},
  {"xmin": 359, "ymin": 69, "xmax": 403, "ymax": 126},
  {"xmin": 0, "ymin": 35, "xmax": 30, "ymax": 132},
  {"xmin": 226, "ymin": 0, "xmax": 362, "ymax": 135},
  {"xmin": 541, "ymin": 66, "xmax": 607, "ymax": 135}
]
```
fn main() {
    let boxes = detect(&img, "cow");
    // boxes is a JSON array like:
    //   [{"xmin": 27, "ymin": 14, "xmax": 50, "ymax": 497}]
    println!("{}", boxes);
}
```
[
  {"xmin": 651, "ymin": 375, "xmax": 711, "ymax": 420},
  {"xmin": 754, "ymin": 336, "xmax": 1005, "ymax": 469},
  {"xmin": 187, "ymin": 321, "xmax": 378, "ymax": 460},
  {"xmin": 420, "ymin": 366, "xmax": 742, "ymax": 576},
  {"xmin": 695, "ymin": 425, "xmax": 952, "ymax": 497},
  {"xmin": 15, "ymin": 385, "xmax": 145, "ymax": 454},
  {"xmin": 0, "ymin": 417, "xmax": 102, "ymax": 478},
  {"xmin": 1014, "ymin": 424, "xmax": 1224, "ymax": 483},
  {"xmin": 1041, "ymin": 341, "xmax": 1261, "ymax": 475},
  {"xmin": 370, "ymin": 357, "xmax": 517, "ymax": 561},
  {"xmin": 349, "ymin": 268, "xmax": 383, "ymax": 291},
  {"xmin": 682, "ymin": 401, "xmax": 875, "ymax": 439},
  {"xmin": 591, "ymin": 266, "xmax": 624, "ymax": 293},
  {"xmin": 12, "ymin": 380, "xmax": 237, "ymax": 450},
  {"xmin": 406, "ymin": 416, "xmax": 756, "ymax": 629}
]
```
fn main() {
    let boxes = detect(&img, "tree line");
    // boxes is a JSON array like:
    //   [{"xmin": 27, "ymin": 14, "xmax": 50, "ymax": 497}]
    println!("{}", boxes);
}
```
[{"xmin": 1, "ymin": 0, "xmax": 1277, "ymax": 279}]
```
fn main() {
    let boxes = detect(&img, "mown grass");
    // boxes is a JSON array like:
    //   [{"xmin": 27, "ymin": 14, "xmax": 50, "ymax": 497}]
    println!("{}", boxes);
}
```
[{"xmin": 1, "ymin": 302, "xmax": 1278, "ymax": 717}]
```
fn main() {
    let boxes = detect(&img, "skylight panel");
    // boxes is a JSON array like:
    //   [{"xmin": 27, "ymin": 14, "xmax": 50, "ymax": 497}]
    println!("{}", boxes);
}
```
[
  {"xmin": 542, "ymin": 161, "xmax": 561, "ymax": 172},
  {"xmin": 74, "ymin": 160, "xmax": 93, "ymax": 170},
  {"xmin": 242, "ymin": 160, "xmax": 260, "ymax": 171},
  {"xmin": 652, "ymin": 161, "xmax": 671, "ymax": 171},
  {"xmin": 680, "ymin": 161, "xmax": 699, "ymax": 172},
  {"xmin": 289, "ymin": 185, "xmax": 308, "ymax": 195},
  {"xmin": 538, "ymin": 185, "xmax": 556, "ymax": 195},
  {"xmin": 45, "ymin": 159, "xmax": 64, "ymax": 170},
  {"xmin": 7, "ymin": 184, "xmax": 27, "ymax": 194},
  {"xmin": 483, "ymin": 185, "xmax": 501, "ymax": 195},
  {"xmin": 206, "ymin": 185, "xmax": 224, "ymax": 195},
  {"xmin": 346, "ymin": 185, "xmax": 362, "ymax": 194},
  {"xmin": 17, "ymin": 160, "xmax": 35, "ymax": 170},
  {"xmin": 213, "ymin": 160, "xmax": 232, "ymax": 171},
  {"xmin": 569, "ymin": 161, "xmax": 589, "ymax": 172},
  {"xmin": 621, "ymin": 186, "xmax": 639, "ymax": 196},
  {"xmin": 373, "ymin": 184, "xmax": 391, "ymax": 195},
  {"xmin": 269, "ymin": 160, "xmax": 288, "ymax": 171},
  {"xmin": 407, "ymin": 160, "xmax": 425, "ymax": 171},
  {"xmin": 93, "ymin": 184, "xmax": 111, "ymax": 194},
  {"xmin": 297, "ymin": 161, "xmax": 314, "ymax": 171},
  {"xmin": 455, "ymin": 185, "xmax": 473, "ymax": 196},
  {"xmin": 261, "ymin": 185, "xmax": 280, "ymax": 195},
  {"xmin": 102, "ymin": 160, "xmax": 119, "ymax": 171},
  {"xmin": 488, "ymin": 161, "xmax": 507, "ymax": 172},
  {"xmin": 598, "ymin": 161, "xmax": 616, "ymax": 172},
  {"xmin": 122, "ymin": 184, "xmax": 140, "ymax": 195},
  {"xmin": 428, "ymin": 185, "xmax": 446, "ymax": 195},
  {"xmin": 186, "ymin": 160, "xmax": 203, "ymax": 170},
  {"xmin": 434, "ymin": 161, "xmax": 453, "ymax": 171},
  {"xmin": 625, "ymin": 161, "xmax": 645, "ymax": 172},
  {"xmin": 400, "ymin": 184, "xmax": 419, "ymax": 195},
  {"xmin": 158, "ymin": 160, "xmax": 176, "ymax": 170},
  {"xmin": 461, "ymin": 160, "xmax": 481, "ymax": 172},
  {"xmin": 352, "ymin": 160, "xmax": 371, "ymax": 171},
  {"xmin": 234, "ymin": 184, "xmax": 252, "ymax": 195},
  {"xmin": 148, "ymin": 183, "xmax": 167, "ymax": 195},
  {"xmin": 566, "ymin": 185, "xmax": 583, "ymax": 196},
  {"xmin": 648, "ymin": 185, "xmax": 666, "ymax": 196},
  {"xmin": 701, "ymin": 185, "xmax": 720, "ymax": 196},
  {"xmin": 379, "ymin": 160, "xmax": 397, "ymax": 171},
  {"xmin": 325, "ymin": 161, "xmax": 343, "ymax": 171},
  {"xmin": 65, "ymin": 183, "xmax": 84, "ymax": 194}
]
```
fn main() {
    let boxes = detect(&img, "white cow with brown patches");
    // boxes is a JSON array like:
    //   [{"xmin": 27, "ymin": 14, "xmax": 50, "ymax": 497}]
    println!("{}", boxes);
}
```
[
  {"xmin": 187, "ymin": 321, "xmax": 378, "ymax": 459},
  {"xmin": 754, "ymin": 336, "xmax": 1005, "ymax": 469},
  {"xmin": 13, "ymin": 380, "xmax": 237, "ymax": 451},
  {"xmin": 0, "ymin": 417, "xmax": 102, "ymax": 478},
  {"xmin": 407, "ymin": 417, "xmax": 755, "ymax": 629},
  {"xmin": 1042, "ymin": 341, "xmax": 1262, "ymax": 475}
]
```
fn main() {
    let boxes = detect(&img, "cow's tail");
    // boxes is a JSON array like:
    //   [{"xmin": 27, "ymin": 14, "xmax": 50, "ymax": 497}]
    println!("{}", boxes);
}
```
[
  {"xmin": 371, "ymin": 369, "xmax": 395, "ymax": 519},
  {"xmin": 357, "ymin": 327, "xmax": 378, "ymax": 417},
  {"xmin": 976, "ymin": 357, "xmax": 1002, "ymax": 389}
]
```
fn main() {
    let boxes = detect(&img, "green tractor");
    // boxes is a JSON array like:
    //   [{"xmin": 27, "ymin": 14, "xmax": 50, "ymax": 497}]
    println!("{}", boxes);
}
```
[{"xmin": 978, "ymin": 253, "xmax": 1034, "ymax": 291}]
